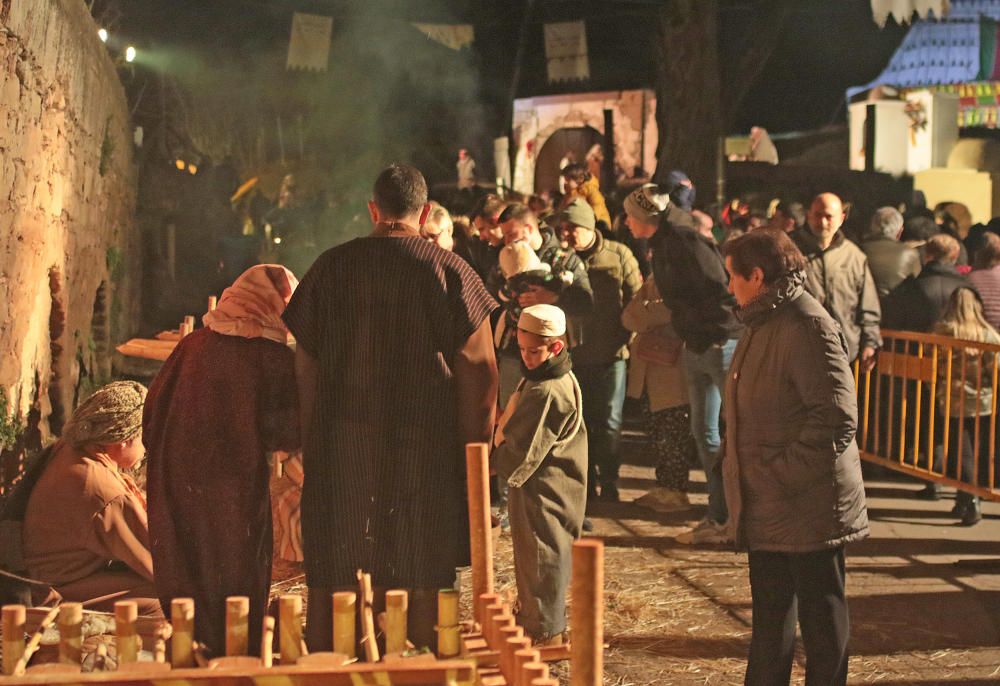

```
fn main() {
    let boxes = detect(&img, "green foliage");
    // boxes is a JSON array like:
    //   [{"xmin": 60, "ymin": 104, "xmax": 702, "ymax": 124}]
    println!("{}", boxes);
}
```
[
  {"xmin": 99, "ymin": 116, "xmax": 115, "ymax": 176},
  {"xmin": 0, "ymin": 390, "xmax": 24, "ymax": 451}
]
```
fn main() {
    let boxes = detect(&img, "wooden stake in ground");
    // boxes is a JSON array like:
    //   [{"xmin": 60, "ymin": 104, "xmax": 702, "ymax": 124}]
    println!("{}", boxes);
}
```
[
  {"xmin": 2, "ymin": 604, "xmax": 26, "ymax": 676},
  {"xmin": 436, "ymin": 589, "xmax": 460, "ymax": 658},
  {"xmin": 356, "ymin": 571, "xmax": 380, "ymax": 662},
  {"xmin": 571, "ymin": 539, "xmax": 604, "ymax": 686},
  {"xmin": 225, "ymin": 596, "xmax": 250, "ymax": 656},
  {"xmin": 12, "ymin": 605, "xmax": 59, "ymax": 676},
  {"xmin": 261, "ymin": 616, "xmax": 275, "ymax": 668},
  {"xmin": 332, "ymin": 591, "xmax": 357, "ymax": 659},
  {"xmin": 170, "ymin": 598, "xmax": 195, "ymax": 668},
  {"xmin": 465, "ymin": 442, "xmax": 494, "ymax": 622},
  {"xmin": 207, "ymin": 296, "xmax": 218, "ymax": 312},
  {"xmin": 522, "ymin": 660, "xmax": 549, "ymax": 685},
  {"xmin": 384, "ymin": 590, "xmax": 408, "ymax": 654},
  {"xmin": 58, "ymin": 602, "xmax": 83, "ymax": 666},
  {"xmin": 279, "ymin": 594, "xmax": 304, "ymax": 665},
  {"xmin": 115, "ymin": 601, "xmax": 140, "ymax": 664}
]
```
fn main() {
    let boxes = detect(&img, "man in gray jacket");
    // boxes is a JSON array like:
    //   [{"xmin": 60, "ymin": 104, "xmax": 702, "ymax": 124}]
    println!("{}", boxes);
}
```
[{"xmin": 793, "ymin": 193, "xmax": 882, "ymax": 372}]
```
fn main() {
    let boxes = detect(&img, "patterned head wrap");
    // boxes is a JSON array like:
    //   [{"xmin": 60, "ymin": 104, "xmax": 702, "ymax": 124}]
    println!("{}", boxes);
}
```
[
  {"xmin": 202, "ymin": 264, "xmax": 298, "ymax": 344},
  {"xmin": 62, "ymin": 381, "xmax": 147, "ymax": 448}
]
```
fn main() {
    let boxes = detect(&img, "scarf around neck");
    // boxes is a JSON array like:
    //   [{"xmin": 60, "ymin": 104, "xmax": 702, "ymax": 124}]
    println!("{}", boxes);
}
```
[
  {"xmin": 734, "ymin": 269, "xmax": 806, "ymax": 328},
  {"xmin": 521, "ymin": 348, "xmax": 573, "ymax": 382}
]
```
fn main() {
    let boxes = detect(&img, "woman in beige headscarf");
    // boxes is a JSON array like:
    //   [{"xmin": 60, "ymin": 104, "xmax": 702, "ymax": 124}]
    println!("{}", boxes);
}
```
[
  {"xmin": 19, "ymin": 381, "xmax": 161, "ymax": 615},
  {"xmin": 144, "ymin": 264, "xmax": 300, "ymax": 656}
]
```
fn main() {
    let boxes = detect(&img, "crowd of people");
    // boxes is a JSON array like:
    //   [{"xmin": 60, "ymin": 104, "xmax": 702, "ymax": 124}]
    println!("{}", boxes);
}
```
[{"xmin": 4, "ymin": 156, "xmax": 1000, "ymax": 685}]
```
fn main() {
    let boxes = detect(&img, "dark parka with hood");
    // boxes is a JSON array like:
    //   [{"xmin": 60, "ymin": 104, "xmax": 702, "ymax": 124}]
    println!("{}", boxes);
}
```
[{"xmin": 722, "ymin": 271, "xmax": 869, "ymax": 552}]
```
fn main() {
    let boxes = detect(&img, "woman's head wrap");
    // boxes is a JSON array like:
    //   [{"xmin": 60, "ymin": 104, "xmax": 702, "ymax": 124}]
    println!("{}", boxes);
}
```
[
  {"xmin": 202, "ymin": 264, "xmax": 298, "ymax": 344},
  {"xmin": 62, "ymin": 381, "xmax": 147, "ymax": 448}
]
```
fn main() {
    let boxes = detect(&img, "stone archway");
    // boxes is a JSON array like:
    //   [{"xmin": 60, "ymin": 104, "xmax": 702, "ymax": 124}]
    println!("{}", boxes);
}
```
[{"xmin": 533, "ymin": 126, "xmax": 604, "ymax": 195}]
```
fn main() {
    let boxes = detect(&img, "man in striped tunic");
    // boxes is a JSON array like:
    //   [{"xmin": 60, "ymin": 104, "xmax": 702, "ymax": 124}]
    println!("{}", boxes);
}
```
[{"xmin": 283, "ymin": 164, "xmax": 498, "ymax": 651}]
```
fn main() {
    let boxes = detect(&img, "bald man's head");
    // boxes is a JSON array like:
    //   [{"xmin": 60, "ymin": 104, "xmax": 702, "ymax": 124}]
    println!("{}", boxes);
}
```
[{"xmin": 807, "ymin": 193, "xmax": 846, "ymax": 248}]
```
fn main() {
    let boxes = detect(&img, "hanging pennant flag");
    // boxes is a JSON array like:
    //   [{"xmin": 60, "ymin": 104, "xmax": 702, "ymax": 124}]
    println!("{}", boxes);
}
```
[
  {"xmin": 870, "ymin": 0, "xmax": 949, "ymax": 28},
  {"xmin": 544, "ymin": 20, "xmax": 589, "ymax": 83},
  {"xmin": 411, "ymin": 23, "xmax": 475, "ymax": 51},
  {"xmin": 287, "ymin": 12, "xmax": 333, "ymax": 72}
]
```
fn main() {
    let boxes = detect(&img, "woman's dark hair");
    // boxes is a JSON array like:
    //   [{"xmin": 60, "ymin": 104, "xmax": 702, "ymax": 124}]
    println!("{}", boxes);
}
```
[
  {"xmin": 560, "ymin": 163, "xmax": 590, "ymax": 183},
  {"xmin": 723, "ymin": 229, "xmax": 806, "ymax": 285}
]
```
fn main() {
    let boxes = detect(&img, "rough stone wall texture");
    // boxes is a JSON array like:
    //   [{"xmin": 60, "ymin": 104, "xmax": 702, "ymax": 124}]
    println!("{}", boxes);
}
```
[{"xmin": 0, "ymin": 0, "xmax": 138, "ymax": 490}]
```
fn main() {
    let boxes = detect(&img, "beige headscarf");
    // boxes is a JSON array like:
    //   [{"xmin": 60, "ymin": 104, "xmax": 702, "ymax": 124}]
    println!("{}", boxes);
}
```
[
  {"xmin": 62, "ymin": 381, "xmax": 147, "ymax": 448},
  {"xmin": 202, "ymin": 264, "xmax": 299, "ymax": 344}
]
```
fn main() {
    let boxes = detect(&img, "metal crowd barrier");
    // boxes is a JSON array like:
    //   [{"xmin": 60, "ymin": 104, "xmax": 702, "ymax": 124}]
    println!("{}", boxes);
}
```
[{"xmin": 855, "ymin": 329, "xmax": 1000, "ymax": 502}]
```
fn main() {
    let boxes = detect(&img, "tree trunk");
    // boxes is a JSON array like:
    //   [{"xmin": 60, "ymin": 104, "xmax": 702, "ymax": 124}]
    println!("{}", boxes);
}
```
[{"xmin": 653, "ymin": 0, "xmax": 722, "ymax": 200}]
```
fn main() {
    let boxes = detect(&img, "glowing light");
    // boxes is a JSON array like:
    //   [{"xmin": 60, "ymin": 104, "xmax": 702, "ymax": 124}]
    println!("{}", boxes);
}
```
[
  {"xmin": 125, "ymin": 46, "xmax": 136, "ymax": 63},
  {"xmin": 175, "ymin": 159, "xmax": 186, "ymax": 170},
  {"xmin": 98, "ymin": 28, "xmax": 108, "ymax": 43},
  {"xmin": 273, "ymin": 236, "xmax": 282, "ymax": 244},
  {"xmin": 187, "ymin": 163, "xmax": 198, "ymax": 175}
]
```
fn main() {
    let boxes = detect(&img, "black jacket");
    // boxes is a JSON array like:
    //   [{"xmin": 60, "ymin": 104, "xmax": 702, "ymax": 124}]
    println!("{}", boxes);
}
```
[
  {"xmin": 861, "ymin": 236, "xmax": 922, "ymax": 300},
  {"xmin": 883, "ymin": 261, "xmax": 973, "ymax": 333},
  {"xmin": 650, "ymin": 206, "xmax": 743, "ymax": 353}
]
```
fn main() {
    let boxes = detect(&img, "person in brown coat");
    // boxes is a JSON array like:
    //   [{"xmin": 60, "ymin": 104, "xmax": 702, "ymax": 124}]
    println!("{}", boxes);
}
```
[
  {"xmin": 722, "ymin": 230, "xmax": 869, "ymax": 686},
  {"xmin": 20, "ymin": 381, "xmax": 160, "ymax": 615}
]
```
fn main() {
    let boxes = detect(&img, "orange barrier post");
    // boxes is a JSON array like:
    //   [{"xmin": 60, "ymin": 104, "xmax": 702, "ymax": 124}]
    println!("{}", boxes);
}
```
[{"xmin": 465, "ymin": 442, "xmax": 494, "ymax": 621}]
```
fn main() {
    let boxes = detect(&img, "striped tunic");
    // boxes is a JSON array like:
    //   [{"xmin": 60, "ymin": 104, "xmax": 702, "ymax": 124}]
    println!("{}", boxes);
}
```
[
  {"xmin": 282, "ymin": 235, "xmax": 496, "ymax": 588},
  {"xmin": 968, "ymin": 265, "xmax": 1000, "ymax": 331}
]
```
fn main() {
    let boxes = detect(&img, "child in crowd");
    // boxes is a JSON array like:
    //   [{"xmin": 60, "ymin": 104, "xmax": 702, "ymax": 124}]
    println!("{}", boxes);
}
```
[
  {"xmin": 493, "ymin": 304, "xmax": 588, "ymax": 644},
  {"xmin": 494, "ymin": 241, "xmax": 565, "ymax": 349},
  {"xmin": 932, "ymin": 287, "xmax": 1000, "ymax": 525}
]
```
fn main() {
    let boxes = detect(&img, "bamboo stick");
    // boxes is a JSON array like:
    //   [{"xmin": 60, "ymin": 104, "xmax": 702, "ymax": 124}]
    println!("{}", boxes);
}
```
[
  {"xmin": 357, "ymin": 571, "xmax": 380, "ymax": 662},
  {"xmin": 385, "ymin": 590, "xmax": 408, "ymax": 654},
  {"xmin": 170, "ymin": 598, "xmax": 195, "ymax": 668},
  {"xmin": 465, "ymin": 443, "xmax": 494, "ymax": 621},
  {"xmin": 436, "ymin": 589, "xmax": 460, "ymax": 658},
  {"xmin": 58, "ymin": 602, "xmax": 83, "ymax": 666},
  {"xmin": 571, "ymin": 539, "xmax": 604, "ymax": 686},
  {"xmin": 225, "ymin": 596, "xmax": 250, "ymax": 656},
  {"xmin": 279, "ymin": 594, "xmax": 303, "ymax": 665},
  {"xmin": 115, "ymin": 601, "xmax": 139, "ymax": 665},
  {"xmin": 13, "ymin": 605, "xmax": 59, "ymax": 676},
  {"xmin": 261, "ymin": 616, "xmax": 275, "ymax": 668},
  {"xmin": 2, "ymin": 604, "xmax": 26, "ymax": 676},
  {"xmin": 332, "ymin": 591, "xmax": 357, "ymax": 659}
]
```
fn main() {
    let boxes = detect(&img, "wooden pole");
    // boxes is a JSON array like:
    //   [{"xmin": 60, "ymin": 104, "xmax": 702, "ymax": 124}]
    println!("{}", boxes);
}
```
[
  {"xmin": 484, "ymin": 603, "xmax": 506, "ymax": 650},
  {"xmin": 225, "ymin": 596, "xmax": 250, "ymax": 656},
  {"xmin": 357, "ymin": 572, "xmax": 380, "ymax": 662},
  {"xmin": 498, "ymin": 624, "xmax": 523, "ymax": 683},
  {"xmin": 436, "ymin": 589, "xmax": 460, "ymax": 658},
  {"xmin": 511, "ymin": 643, "xmax": 535, "ymax": 685},
  {"xmin": 384, "ymin": 590, "xmax": 408, "ymax": 655},
  {"xmin": 465, "ymin": 443, "xmax": 494, "ymax": 623},
  {"xmin": 207, "ymin": 296, "xmax": 218, "ymax": 312},
  {"xmin": 183, "ymin": 315, "xmax": 195, "ymax": 332},
  {"xmin": 115, "ymin": 601, "xmax": 139, "ymax": 665},
  {"xmin": 279, "ymin": 594, "xmax": 303, "ymax": 665},
  {"xmin": 532, "ymin": 679, "xmax": 559, "ymax": 686},
  {"xmin": 476, "ymin": 592, "xmax": 499, "ymax": 632},
  {"xmin": 2, "ymin": 604, "xmax": 26, "ymax": 676},
  {"xmin": 170, "ymin": 598, "xmax": 195, "ymax": 668},
  {"xmin": 261, "ymin": 616, "xmax": 275, "ymax": 668},
  {"xmin": 332, "ymin": 592, "xmax": 357, "ymax": 659},
  {"xmin": 58, "ymin": 602, "xmax": 83, "ymax": 666},
  {"xmin": 522, "ymin": 661, "xmax": 549, "ymax": 685},
  {"xmin": 13, "ymin": 605, "xmax": 59, "ymax": 675},
  {"xmin": 571, "ymin": 539, "xmax": 604, "ymax": 686}
]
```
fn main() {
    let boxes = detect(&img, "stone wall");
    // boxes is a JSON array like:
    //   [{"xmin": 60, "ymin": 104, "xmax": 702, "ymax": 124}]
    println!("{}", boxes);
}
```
[{"xmin": 0, "ymin": 0, "xmax": 138, "ymax": 490}]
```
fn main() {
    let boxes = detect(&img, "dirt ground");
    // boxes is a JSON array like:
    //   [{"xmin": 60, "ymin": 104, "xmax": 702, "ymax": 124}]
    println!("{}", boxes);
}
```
[{"xmin": 272, "ymin": 427, "xmax": 1000, "ymax": 686}]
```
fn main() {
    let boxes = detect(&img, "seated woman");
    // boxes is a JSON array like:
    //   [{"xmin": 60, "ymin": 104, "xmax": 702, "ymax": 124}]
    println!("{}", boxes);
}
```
[
  {"xmin": 144, "ymin": 264, "xmax": 300, "ymax": 657},
  {"xmin": 21, "ymin": 381, "xmax": 160, "ymax": 615}
]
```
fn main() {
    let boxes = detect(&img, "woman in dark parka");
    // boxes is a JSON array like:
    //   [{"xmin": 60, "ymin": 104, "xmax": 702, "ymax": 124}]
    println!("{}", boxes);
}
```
[{"xmin": 721, "ymin": 230, "xmax": 869, "ymax": 686}]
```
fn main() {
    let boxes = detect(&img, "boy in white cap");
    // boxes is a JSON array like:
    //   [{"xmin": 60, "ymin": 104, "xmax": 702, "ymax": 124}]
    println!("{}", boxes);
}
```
[{"xmin": 493, "ymin": 303, "xmax": 588, "ymax": 645}]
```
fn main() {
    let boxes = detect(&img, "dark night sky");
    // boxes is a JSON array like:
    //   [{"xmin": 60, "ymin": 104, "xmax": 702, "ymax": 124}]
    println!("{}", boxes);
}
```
[{"xmin": 104, "ymin": 0, "xmax": 909, "ymax": 180}]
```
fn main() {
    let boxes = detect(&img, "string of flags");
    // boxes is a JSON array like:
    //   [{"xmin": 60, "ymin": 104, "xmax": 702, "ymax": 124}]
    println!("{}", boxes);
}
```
[{"xmin": 285, "ymin": 14, "xmax": 590, "ymax": 84}]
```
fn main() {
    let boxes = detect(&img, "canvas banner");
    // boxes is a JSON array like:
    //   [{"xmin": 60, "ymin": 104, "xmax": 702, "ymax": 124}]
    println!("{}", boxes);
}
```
[
  {"xmin": 544, "ymin": 20, "xmax": 589, "ymax": 82},
  {"xmin": 412, "ymin": 23, "xmax": 474, "ymax": 51},
  {"xmin": 870, "ymin": 0, "xmax": 949, "ymax": 27},
  {"xmin": 287, "ymin": 12, "xmax": 333, "ymax": 71}
]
